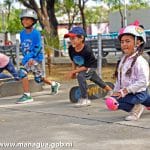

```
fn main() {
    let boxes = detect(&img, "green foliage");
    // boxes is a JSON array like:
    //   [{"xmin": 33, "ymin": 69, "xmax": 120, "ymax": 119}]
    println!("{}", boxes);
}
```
[
  {"xmin": 7, "ymin": 9, "xmax": 23, "ymax": 33},
  {"xmin": 103, "ymin": 0, "xmax": 150, "ymax": 11},
  {"xmin": 42, "ymin": 29, "xmax": 61, "ymax": 54},
  {"xmin": 55, "ymin": 0, "xmax": 76, "ymax": 17},
  {"xmin": 0, "ymin": 8, "xmax": 23, "ymax": 33},
  {"xmin": 103, "ymin": 0, "xmax": 120, "ymax": 9},
  {"xmin": 128, "ymin": 0, "xmax": 149, "ymax": 10},
  {"xmin": 85, "ymin": 6, "xmax": 109, "ymax": 24}
]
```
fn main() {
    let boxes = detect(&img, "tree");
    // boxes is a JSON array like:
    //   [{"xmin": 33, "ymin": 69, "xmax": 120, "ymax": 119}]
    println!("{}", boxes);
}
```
[
  {"xmin": 103, "ymin": 0, "xmax": 125, "ymax": 27},
  {"xmin": 85, "ymin": 6, "xmax": 109, "ymax": 25},
  {"xmin": 57, "ymin": 0, "xmax": 89, "ymax": 32},
  {"xmin": 56, "ymin": 0, "xmax": 79, "ymax": 30},
  {"xmin": 103, "ymin": 0, "xmax": 150, "ymax": 27},
  {"xmin": 4, "ymin": 0, "xmax": 11, "ymax": 24},
  {"xmin": 76, "ymin": 0, "xmax": 88, "ymax": 32},
  {"xmin": 128, "ymin": 0, "xmax": 149, "ymax": 9},
  {"xmin": 7, "ymin": 9, "xmax": 22, "ymax": 33}
]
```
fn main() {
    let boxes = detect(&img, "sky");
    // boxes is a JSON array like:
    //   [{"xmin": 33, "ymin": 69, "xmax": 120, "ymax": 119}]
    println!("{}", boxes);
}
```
[
  {"xmin": 0, "ymin": 0, "xmax": 22, "ymax": 8},
  {"xmin": 86, "ymin": 0, "xmax": 101, "ymax": 6},
  {"xmin": 1, "ymin": 0, "xmax": 150, "ymax": 7},
  {"xmin": 0, "ymin": 0, "xmax": 101, "ymax": 8}
]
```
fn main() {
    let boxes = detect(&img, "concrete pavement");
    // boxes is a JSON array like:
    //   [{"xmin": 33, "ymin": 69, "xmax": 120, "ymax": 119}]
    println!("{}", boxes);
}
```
[
  {"xmin": 0, "ymin": 79, "xmax": 43, "ymax": 97},
  {"xmin": 0, "ymin": 81, "xmax": 150, "ymax": 150}
]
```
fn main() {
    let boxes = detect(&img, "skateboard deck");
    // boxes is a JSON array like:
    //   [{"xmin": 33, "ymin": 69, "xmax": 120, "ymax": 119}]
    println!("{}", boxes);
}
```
[{"xmin": 69, "ymin": 82, "xmax": 114, "ymax": 103}]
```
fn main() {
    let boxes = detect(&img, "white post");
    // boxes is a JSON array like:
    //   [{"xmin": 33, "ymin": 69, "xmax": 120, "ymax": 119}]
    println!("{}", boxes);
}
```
[
  {"xmin": 97, "ymin": 33, "xmax": 102, "ymax": 78},
  {"xmin": 124, "ymin": 0, "xmax": 127, "ymax": 26},
  {"xmin": 16, "ymin": 39, "xmax": 20, "ymax": 70},
  {"xmin": 41, "ymin": 36, "xmax": 46, "ymax": 77}
]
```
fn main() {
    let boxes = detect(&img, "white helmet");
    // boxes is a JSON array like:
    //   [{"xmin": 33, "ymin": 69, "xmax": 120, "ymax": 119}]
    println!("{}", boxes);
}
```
[
  {"xmin": 118, "ymin": 25, "xmax": 146, "ymax": 43},
  {"xmin": 20, "ymin": 9, "xmax": 37, "ymax": 20}
]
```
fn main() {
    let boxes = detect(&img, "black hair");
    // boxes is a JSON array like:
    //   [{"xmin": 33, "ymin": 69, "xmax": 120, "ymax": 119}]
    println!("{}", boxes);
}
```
[
  {"xmin": 139, "ymin": 25, "xmax": 144, "ymax": 29},
  {"xmin": 76, "ymin": 35, "xmax": 85, "ymax": 42}
]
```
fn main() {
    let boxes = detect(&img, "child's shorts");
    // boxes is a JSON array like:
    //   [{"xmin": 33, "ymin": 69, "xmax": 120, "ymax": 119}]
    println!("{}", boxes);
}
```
[{"xmin": 24, "ymin": 59, "xmax": 43, "ymax": 77}]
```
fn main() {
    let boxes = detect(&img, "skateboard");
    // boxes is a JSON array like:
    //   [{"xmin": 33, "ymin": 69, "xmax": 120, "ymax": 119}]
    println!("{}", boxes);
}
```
[{"xmin": 69, "ymin": 82, "xmax": 114, "ymax": 103}]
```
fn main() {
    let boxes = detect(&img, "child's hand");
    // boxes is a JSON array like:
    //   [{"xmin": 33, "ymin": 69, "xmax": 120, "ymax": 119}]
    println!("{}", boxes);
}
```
[
  {"xmin": 112, "ymin": 92, "xmax": 121, "ymax": 98},
  {"xmin": 28, "ymin": 60, "xmax": 34, "ymax": 67},
  {"xmin": 65, "ymin": 71, "xmax": 76, "ymax": 79},
  {"xmin": 112, "ymin": 88, "xmax": 128, "ymax": 99}
]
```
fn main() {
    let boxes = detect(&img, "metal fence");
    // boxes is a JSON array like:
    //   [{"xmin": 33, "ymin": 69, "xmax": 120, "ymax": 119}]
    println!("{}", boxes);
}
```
[{"xmin": 1, "ymin": 32, "xmax": 150, "ymax": 80}]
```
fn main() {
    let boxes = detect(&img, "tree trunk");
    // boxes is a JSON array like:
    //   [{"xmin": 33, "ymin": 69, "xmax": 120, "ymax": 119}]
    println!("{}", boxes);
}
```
[
  {"xmin": 118, "ymin": 1, "xmax": 124, "ymax": 28},
  {"xmin": 47, "ymin": 0, "xmax": 59, "ymax": 57},
  {"xmin": 19, "ymin": 0, "xmax": 60, "ymax": 57},
  {"xmin": 78, "ymin": 0, "xmax": 88, "ymax": 33}
]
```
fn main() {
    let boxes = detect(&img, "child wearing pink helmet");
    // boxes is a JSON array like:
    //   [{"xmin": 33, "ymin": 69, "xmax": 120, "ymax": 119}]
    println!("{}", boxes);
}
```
[{"xmin": 105, "ymin": 21, "xmax": 150, "ymax": 121}]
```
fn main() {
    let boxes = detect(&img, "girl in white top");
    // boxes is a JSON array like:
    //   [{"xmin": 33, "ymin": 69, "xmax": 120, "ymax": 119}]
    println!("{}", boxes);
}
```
[{"xmin": 105, "ymin": 23, "xmax": 150, "ymax": 121}]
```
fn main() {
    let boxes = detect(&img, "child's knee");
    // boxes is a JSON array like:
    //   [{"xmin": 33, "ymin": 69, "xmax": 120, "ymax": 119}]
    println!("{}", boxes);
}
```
[
  {"xmin": 18, "ymin": 68, "xmax": 28, "ymax": 79},
  {"xmin": 34, "ymin": 75, "xmax": 43, "ymax": 83}
]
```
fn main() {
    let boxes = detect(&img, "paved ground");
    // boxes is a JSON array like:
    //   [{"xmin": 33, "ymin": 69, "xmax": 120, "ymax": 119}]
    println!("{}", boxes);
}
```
[{"xmin": 0, "ymin": 81, "xmax": 150, "ymax": 150}]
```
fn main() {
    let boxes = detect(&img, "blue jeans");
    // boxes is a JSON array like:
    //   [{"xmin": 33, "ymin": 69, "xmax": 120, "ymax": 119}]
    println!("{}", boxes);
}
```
[
  {"xmin": 76, "ymin": 68, "xmax": 107, "ymax": 98},
  {"xmin": 115, "ymin": 91, "xmax": 149, "ymax": 112},
  {"xmin": 0, "ymin": 60, "xmax": 19, "ymax": 80}
]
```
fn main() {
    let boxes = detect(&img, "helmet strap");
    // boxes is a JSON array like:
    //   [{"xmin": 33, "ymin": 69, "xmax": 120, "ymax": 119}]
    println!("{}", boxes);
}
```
[{"xmin": 25, "ymin": 26, "xmax": 33, "ymax": 29}]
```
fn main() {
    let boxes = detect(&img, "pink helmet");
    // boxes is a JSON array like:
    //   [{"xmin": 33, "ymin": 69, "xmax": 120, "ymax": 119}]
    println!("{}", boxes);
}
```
[
  {"xmin": 118, "ymin": 25, "xmax": 146, "ymax": 43},
  {"xmin": 105, "ymin": 97, "xmax": 119, "ymax": 111}
]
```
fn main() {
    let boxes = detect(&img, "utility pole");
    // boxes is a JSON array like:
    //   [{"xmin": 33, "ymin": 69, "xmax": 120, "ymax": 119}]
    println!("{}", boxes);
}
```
[{"xmin": 124, "ymin": 0, "xmax": 127, "ymax": 27}]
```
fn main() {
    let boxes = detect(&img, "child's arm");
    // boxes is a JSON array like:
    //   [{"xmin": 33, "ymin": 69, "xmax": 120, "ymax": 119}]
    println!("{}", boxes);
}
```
[{"xmin": 126, "ymin": 59, "xmax": 149, "ymax": 94}]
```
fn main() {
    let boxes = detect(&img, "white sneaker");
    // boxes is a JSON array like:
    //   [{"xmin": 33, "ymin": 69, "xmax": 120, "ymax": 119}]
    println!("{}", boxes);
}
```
[
  {"xmin": 86, "ymin": 100, "xmax": 91, "ymax": 106},
  {"xmin": 75, "ymin": 98, "xmax": 91, "ymax": 107},
  {"xmin": 125, "ymin": 104, "xmax": 144, "ymax": 121},
  {"xmin": 75, "ymin": 98, "xmax": 86, "ymax": 106}
]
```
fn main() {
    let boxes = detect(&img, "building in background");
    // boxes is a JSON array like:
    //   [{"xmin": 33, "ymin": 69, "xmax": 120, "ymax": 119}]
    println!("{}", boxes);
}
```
[{"xmin": 109, "ymin": 8, "xmax": 150, "ymax": 32}]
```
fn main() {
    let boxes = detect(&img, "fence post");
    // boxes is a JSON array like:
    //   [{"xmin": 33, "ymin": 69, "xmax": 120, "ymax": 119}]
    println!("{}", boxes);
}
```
[
  {"xmin": 42, "ymin": 36, "xmax": 46, "ymax": 77},
  {"xmin": 16, "ymin": 39, "xmax": 20, "ymax": 70},
  {"xmin": 97, "ymin": 33, "xmax": 102, "ymax": 77}
]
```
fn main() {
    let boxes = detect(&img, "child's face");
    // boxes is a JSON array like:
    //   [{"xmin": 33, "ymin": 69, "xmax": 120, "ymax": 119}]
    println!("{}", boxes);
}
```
[
  {"xmin": 120, "ymin": 34, "xmax": 135, "ymax": 56},
  {"xmin": 21, "ymin": 17, "xmax": 34, "ymax": 28},
  {"xmin": 69, "ymin": 36, "xmax": 83, "ymax": 48}
]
